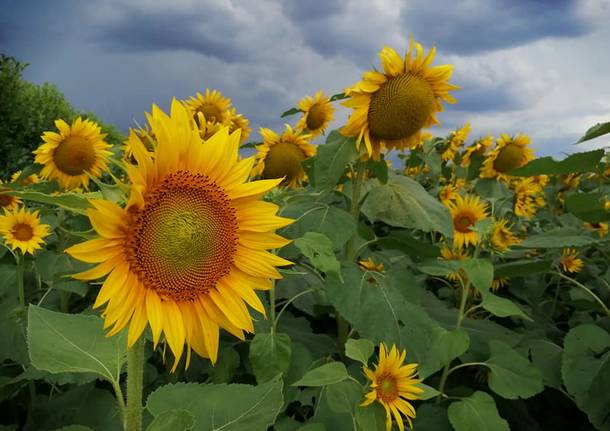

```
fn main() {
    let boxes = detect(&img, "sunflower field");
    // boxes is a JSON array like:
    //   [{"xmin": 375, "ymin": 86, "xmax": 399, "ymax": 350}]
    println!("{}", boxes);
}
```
[{"xmin": 1, "ymin": 40, "xmax": 610, "ymax": 431}]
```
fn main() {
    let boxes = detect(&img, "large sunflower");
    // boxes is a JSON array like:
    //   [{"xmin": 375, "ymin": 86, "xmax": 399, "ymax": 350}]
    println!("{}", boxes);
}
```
[
  {"xmin": 184, "ymin": 89, "xmax": 231, "ymax": 128},
  {"xmin": 295, "ymin": 91, "xmax": 335, "ymax": 137},
  {"xmin": 447, "ymin": 194, "xmax": 489, "ymax": 249},
  {"xmin": 362, "ymin": 343, "xmax": 423, "ymax": 431},
  {"xmin": 0, "ymin": 207, "xmax": 50, "ymax": 255},
  {"xmin": 441, "ymin": 123, "xmax": 471, "ymax": 162},
  {"xmin": 66, "ymin": 100, "xmax": 293, "ymax": 369},
  {"xmin": 342, "ymin": 39, "xmax": 458, "ymax": 160},
  {"xmin": 34, "ymin": 118, "xmax": 112, "ymax": 190},
  {"xmin": 252, "ymin": 125, "xmax": 316, "ymax": 188},
  {"xmin": 481, "ymin": 134, "xmax": 535, "ymax": 181}
]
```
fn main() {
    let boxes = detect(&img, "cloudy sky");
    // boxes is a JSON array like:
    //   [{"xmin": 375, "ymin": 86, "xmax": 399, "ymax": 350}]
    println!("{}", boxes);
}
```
[{"xmin": 2, "ymin": 0, "xmax": 609, "ymax": 156}]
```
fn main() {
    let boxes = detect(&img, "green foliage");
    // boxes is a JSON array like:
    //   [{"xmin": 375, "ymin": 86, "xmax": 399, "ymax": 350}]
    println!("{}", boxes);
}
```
[
  {"xmin": 448, "ymin": 391, "xmax": 510, "ymax": 431},
  {"xmin": 511, "ymin": 149, "xmax": 604, "ymax": 176},
  {"xmin": 577, "ymin": 121, "xmax": 610, "ymax": 143}
]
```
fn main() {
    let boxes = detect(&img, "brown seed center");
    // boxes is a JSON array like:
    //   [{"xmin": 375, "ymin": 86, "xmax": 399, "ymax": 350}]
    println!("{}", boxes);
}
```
[
  {"xmin": 493, "ymin": 144, "xmax": 525, "ymax": 173},
  {"xmin": 262, "ymin": 142, "xmax": 306, "ymax": 184},
  {"xmin": 306, "ymin": 103, "xmax": 327, "ymax": 131},
  {"xmin": 12, "ymin": 223, "xmax": 34, "ymax": 241},
  {"xmin": 454, "ymin": 212, "xmax": 476, "ymax": 233},
  {"xmin": 53, "ymin": 135, "xmax": 96, "ymax": 176}
]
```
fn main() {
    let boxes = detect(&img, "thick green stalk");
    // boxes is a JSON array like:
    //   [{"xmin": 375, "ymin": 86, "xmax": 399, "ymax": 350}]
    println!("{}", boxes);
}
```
[
  {"xmin": 16, "ymin": 252, "xmax": 25, "ymax": 307},
  {"xmin": 125, "ymin": 336, "xmax": 145, "ymax": 431}
]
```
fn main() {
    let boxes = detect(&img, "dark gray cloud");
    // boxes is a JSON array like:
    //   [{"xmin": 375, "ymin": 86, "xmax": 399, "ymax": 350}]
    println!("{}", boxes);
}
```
[{"xmin": 402, "ymin": 0, "xmax": 587, "ymax": 56}]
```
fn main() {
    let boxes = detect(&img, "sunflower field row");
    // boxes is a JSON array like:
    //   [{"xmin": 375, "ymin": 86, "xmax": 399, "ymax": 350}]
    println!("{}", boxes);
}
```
[{"xmin": 1, "ymin": 40, "xmax": 610, "ymax": 431}]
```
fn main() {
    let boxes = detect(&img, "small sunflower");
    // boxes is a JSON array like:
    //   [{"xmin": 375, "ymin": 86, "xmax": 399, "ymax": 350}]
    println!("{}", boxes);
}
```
[
  {"xmin": 0, "ymin": 180, "xmax": 22, "ymax": 211},
  {"xmin": 358, "ymin": 257, "xmax": 385, "ymax": 273},
  {"xmin": 491, "ymin": 277, "xmax": 509, "ymax": 292},
  {"xmin": 461, "ymin": 135, "xmax": 493, "ymax": 167},
  {"xmin": 561, "ymin": 173, "xmax": 581, "ymax": 190},
  {"xmin": 184, "ymin": 89, "xmax": 232, "ymax": 127},
  {"xmin": 447, "ymin": 194, "xmax": 489, "ymax": 249},
  {"xmin": 226, "ymin": 108, "xmax": 251, "ymax": 144},
  {"xmin": 490, "ymin": 219, "xmax": 520, "ymax": 252},
  {"xmin": 10, "ymin": 171, "xmax": 40, "ymax": 186},
  {"xmin": 439, "ymin": 184, "xmax": 460, "ymax": 205},
  {"xmin": 0, "ymin": 207, "xmax": 50, "ymax": 255},
  {"xmin": 440, "ymin": 245, "xmax": 469, "ymax": 282},
  {"xmin": 252, "ymin": 125, "xmax": 316, "ymax": 188},
  {"xmin": 66, "ymin": 100, "xmax": 293, "ymax": 369},
  {"xmin": 123, "ymin": 126, "xmax": 156, "ymax": 162},
  {"xmin": 442, "ymin": 123, "xmax": 471, "ymax": 162},
  {"xmin": 481, "ymin": 134, "xmax": 535, "ymax": 181},
  {"xmin": 295, "ymin": 91, "xmax": 335, "ymax": 137},
  {"xmin": 584, "ymin": 222, "xmax": 609, "ymax": 237},
  {"xmin": 341, "ymin": 39, "xmax": 458, "ymax": 160},
  {"xmin": 560, "ymin": 248, "xmax": 584, "ymax": 273},
  {"xmin": 362, "ymin": 343, "xmax": 423, "ymax": 431},
  {"xmin": 513, "ymin": 178, "xmax": 545, "ymax": 218},
  {"xmin": 34, "ymin": 118, "xmax": 112, "ymax": 190}
]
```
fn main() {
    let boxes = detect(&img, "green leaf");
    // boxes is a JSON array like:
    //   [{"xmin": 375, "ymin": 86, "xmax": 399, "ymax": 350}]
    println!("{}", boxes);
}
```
[
  {"xmin": 565, "ymin": 192, "xmax": 610, "ymax": 223},
  {"xmin": 329, "ymin": 92, "xmax": 348, "ymax": 102},
  {"xmin": 54, "ymin": 426, "xmax": 94, "ymax": 431},
  {"xmin": 480, "ymin": 293, "xmax": 532, "ymax": 321},
  {"xmin": 146, "ymin": 410, "xmax": 194, "ymax": 431},
  {"xmin": 325, "ymin": 380, "xmax": 362, "ymax": 414},
  {"xmin": 282, "ymin": 204, "xmax": 356, "ymax": 249},
  {"xmin": 494, "ymin": 260, "xmax": 552, "ymax": 278},
  {"xmin": 361, "ymin": 174, "xmax": 453, "ymax": 237},
  {"xmin": 312, "ymin": 131, "xmax": 358, "ymax": 191},
  {"xmin": 417, "ymin": 383, "xmax": 441, "ymax": 400},
  {"xmin": 511, "ymin": 149, "xmax": 604, "ymax": 176},
  {"xmin": 292, "ymin": 362, "xmax": 348, "ymax": 387},
  {"xmin": 458, "ymin": 259, "xmax": 493, "ymax": 293},
  {"xmin": 355, "ymin": 404, "xmax": 386, "ymax": 431},
  {"xmin": 345, "ymin": 338, "xmax": 374, "ymax": 365},
  {"xmin": 280, "ymin": 107, "xmax": 303, "ymax": 118},
  {"xmin": 249, "ymin": 332, "xmax": 292, "ymax": 383},
  {"xmin": 485, "ymin": 340, "xmax": 544, "ymax": 399},
  {"xmin": 10, "ymin": 190, "xmax": 94, "ymax": 214},
  {"xmin": 421, "ymin": 329, "xmax": 469, "ymax": 379},
  {"xmin": 448, "ymin": 391, "xmax": 509, "ymax": 431},
  {"xmin": 577, "ymin": 121, "xmax": 610, "ymax": 143},
  {"xmin": 529, "ymin": 340, "xmax": 563, "ymax": 389},
  {"xmin": 416, "ymin": 260, "xmax": 459, "ymax": 277},
  {"xmin": 415, "ymin": 404, "xmax": 452, "ymax": 431},
  {"xmin": 294, "ymin": 232, "xmax": 341, "ymax": 279},
  {"xmin": 518, "ymin": 228, "xmax": 596, "ymax": 248},
  {"xmin": 146, "ymin": 377, "xmax": 284, "ymax": 431},
  {"xmin": 475, "ymin": 179, "xmax": 512, "ymax": 200},
  {"xmin": 366, "ymin": 157, "xmax": 389, "ymax": 184},
  {"xmin": 27, "ymin": 305, "xmax": 127, "ymax": 383},
  {"xmin": 562, "ymin": 324, "xmax": 610, "ymax": 429}
]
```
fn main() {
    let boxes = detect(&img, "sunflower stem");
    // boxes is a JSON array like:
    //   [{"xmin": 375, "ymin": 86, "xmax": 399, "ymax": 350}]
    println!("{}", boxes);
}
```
[
  {"xmin": 16, "ymin": 252, "xmax": 25, "ymax": 307},
  {"xmin": 345, "ymin": 161, "xmax": 367, "ymax": 261},
  {"xmin": 554, "ymin": 271, "xmax": 610, "ymax": 316},
  {"xmin": 125, "ymin": 335, "xmax": 145, "ymax": 431},
  {"xmin": 270, "ymin": 282, "xmax": 277, "ymax": 334}
]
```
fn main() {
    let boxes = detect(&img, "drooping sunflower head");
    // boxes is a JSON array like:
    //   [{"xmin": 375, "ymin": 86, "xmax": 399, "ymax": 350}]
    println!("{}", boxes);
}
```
[
  {"xmin": 439, "ymin": 184, "xmax": 459, "ymax": 205},
  {"xmin": 440, "ymin": 244, "xmax": 469, "ymax": 283},
  {"xmin": 490, "ymin": 219, "xmax": 520, "ymax": 252},
  {"xmin": 481, "ymin": 134, "xmax": 535, "ymax": 181},
  {"xmin": 225, "ymin": 108, "xmax": 251, "ymax": 144},
  {"xmin": 358, "ymin": 257, "xmax": 385, "ymax": 273},
  {"xmin": 184, "ymin": 89, "xmax": 232, "ymax": 128},
  {"xmin": 442, "ymin": 123, "xmax": 471, "ymax": 162},
  {"xmin": 362, "ymin": 343, "xmax": 423, "ymax": 431},
  {"xmin": 513, "ymin": 178, "xmax": 545, "ymax": 218},
  {"xmin": 296, "ymin": 91, "xmax": 335, "ymax": 137},
  {"xmin": 0, "ymin": 207, "xmax": 50, "ymax": 255},
  {"xmin": 447, "ymin": 194, "xmax": 489, "ymax": 249},
  {"xmin": 560, "ymin": 248, "xmax": 584, "ymax": 273},
  {"xmin": 584, "ymin": 222, "xmax": 609, "ymax": 237},
  {"xmin": 66, "ymin": 100, "xmax": 293, "ymax": 369},
  {"xmin": 491, "ymin": 277, "xmax": 509, "ymax": 292},
  {"xmin": 0, "ymin": 180, "xmax": 22, "ymax": 211},
  {"xmin": 341, "ymin": 39, "xmax": 458, "ymax": 160},
  {"xmin": 252, "ymin": 125, "xmax": 316, "ymax": 188},
  {"xmin": 10, "ymin": 171, "xmax": 40, "ymax": 186},
  {"xmin": 34, "ymin": 118, "xmax": 112, "ymax": 190},
  {"xmin": 123, "ymin": 125, "xmax": 156, "ymax": 162},
  {"xmin": 460, "ymin": 135, "xmax": 493, "ymax": 167}
]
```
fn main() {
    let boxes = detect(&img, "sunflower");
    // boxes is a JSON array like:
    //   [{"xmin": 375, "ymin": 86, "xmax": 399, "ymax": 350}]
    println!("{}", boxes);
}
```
[
  {"xmin": 295, "ymin": 91, "xmax": 335, "ymax": 138},
  {"xmin": 358, "ymin": 257, "xmax": 385, "ymax": 273},
  {"xmin": 0, "ymin": 207, "xmax": 50, "ymax": 255},
  {"xmin": 0, "ymin": 180, "xmax": 22, "ymax": 211},
  {"xmin": 481, "ymin": 134, "xmax": 535, "ymax": 181},
  {"xmin": 65, "ymin": 100, "xmax": 293, "ymax": 369},
  {"xmin": 442, "ymin": 123, "xmax": 471, "ymax": 162},
  {"xmin": 362, "ymin": 343, "xmax": 423, "ymax": 431},
  {"xmin": 584, "ymin": 222, "xmax": 609, "ymax": 237},
  {"xmin": 123, "ymin": 126, "xmax": 156, "ymax": 162},
  {"xmin": 184, "ymin": 89, "xmax": 232, "ymax": 127},
  {"xmin": 490, "ymin": 219, "xmax": 520, "ymax": 252},
  {"xmin": 560, "ymin": 248, "xmax": 584, "ymax": 273},
  {"xmin": 513, "ymin": 178, "xmax": 544, "ymax": 218},
  {"xmin": 252, "ymin": 125, "xmax": 316, "ymax": 188},
  {"xmin": 439, "ymin": 184, "xmax": 459, "ymax": 205},
  {"xmin": 34, "ymin": 118, "xmax": 112, "ymax": 190},
  {"xmin": 460, "ymin": 135, "xmax": 493, "ymax": 167},
  {"xmin": 341, "ymin": 39, "xmax": 458, "ymax": 160},
  {"xmin": 226, "ymin": 108, "xmax": 251, "ymax": 144},
  {"xmin": 491, "ymin": 277, "xmax": 509, "ymax": 292},
  {"xmin": 10, "ymin": 171, "xmax": 40, "ymax": 186},
  {"xmin": 440, "ymin": 245, "xmax": 469, "ymax": 282},
  {"xmin": 447, "ymin": 194, "xmax": 489, "ymax": 249}
]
